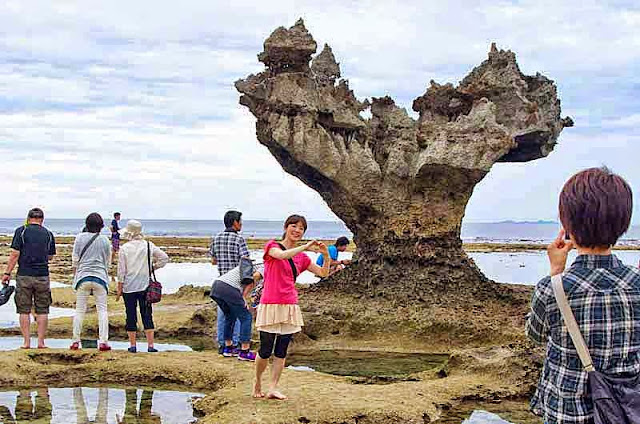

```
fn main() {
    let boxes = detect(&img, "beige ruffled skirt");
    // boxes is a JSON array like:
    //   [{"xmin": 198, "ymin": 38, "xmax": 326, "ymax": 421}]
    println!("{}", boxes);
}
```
[{"xmin": 255, "ymin": 304, "xmax": 304, "ymax": 335}]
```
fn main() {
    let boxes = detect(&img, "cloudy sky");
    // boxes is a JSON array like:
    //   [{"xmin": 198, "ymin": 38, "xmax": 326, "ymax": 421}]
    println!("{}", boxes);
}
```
[{"xmin": 1, "ymin": 0, "xmax": 638, "ymax": 223}]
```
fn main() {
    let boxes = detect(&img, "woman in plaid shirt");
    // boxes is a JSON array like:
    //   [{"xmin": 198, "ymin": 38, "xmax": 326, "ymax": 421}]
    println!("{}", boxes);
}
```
[{"xmin": 526, "ymin": 167, "xmax": 639, "ymax": 424}]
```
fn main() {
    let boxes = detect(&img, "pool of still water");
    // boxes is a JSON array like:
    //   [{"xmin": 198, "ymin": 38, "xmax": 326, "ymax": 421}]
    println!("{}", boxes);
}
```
[
  {"xmin": 0, "ymin": 387, "xmax": 203, "ymax": 424},
  {"xmin": 286, "ymin": 349, "xmax": 449, "ymax": 378}
]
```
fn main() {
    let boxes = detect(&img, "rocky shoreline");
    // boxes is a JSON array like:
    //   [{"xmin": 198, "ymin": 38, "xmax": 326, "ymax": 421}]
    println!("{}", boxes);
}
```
[{"xmin": 0, "ymin": 235, "xmax": 557, "ymax": 422}]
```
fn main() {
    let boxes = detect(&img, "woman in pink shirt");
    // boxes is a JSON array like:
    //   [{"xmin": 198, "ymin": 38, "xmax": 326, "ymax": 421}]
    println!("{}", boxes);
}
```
[{"xmin": 254, "ymin": 214, "xmax": 330, "ymax": 400}]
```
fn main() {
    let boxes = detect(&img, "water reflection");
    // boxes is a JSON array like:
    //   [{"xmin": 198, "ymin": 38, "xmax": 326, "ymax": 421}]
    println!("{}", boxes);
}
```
[
  {"xmin": 0, "ymin": 337, "xmax": 191, "ymax": 352},
  {"xmin": 0, "ymin": 387, "xmax": 202, "ymax": 424}
]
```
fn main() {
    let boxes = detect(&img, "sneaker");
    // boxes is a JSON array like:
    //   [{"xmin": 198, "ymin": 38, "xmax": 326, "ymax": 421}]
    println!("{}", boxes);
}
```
[
  {"xmin": 69, "ymin": 342, "xmax": 80, "ymax": 351},
  {"xmin": 237, "ymin": 350, "xmax": 256, "ymax": 361},
  {"xmin": 148, "ymin": 347, "xmax": 158, "ymax": 353},
  {"xmin": 218, "ymin": 344, "xmax": 225, "ymax": 355},
  {"xmin": 222, "ymin": 345, "xmax": 239, "ymax": 357},
  {"xmin": 98, "ymin": 343, "xmax": 111, "ymax": 352},
  {"xmin": 127, "ymin": 346, "xmax": 137, "ymax": 353}
]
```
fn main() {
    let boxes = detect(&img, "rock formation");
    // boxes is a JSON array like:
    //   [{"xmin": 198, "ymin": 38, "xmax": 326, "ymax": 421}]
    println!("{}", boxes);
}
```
[{"xmin": 236, "ymin": 20, "xmax": 573, "ymax": 299}]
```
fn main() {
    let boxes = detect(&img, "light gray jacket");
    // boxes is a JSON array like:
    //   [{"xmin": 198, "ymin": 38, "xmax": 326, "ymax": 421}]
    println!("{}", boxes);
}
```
[{"xmin": 72, "ymin": 232, "xmax": 112, "ymax": 289}]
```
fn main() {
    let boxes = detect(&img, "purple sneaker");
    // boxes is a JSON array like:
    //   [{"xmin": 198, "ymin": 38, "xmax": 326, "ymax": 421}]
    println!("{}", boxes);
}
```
[
  {"xmin": 237, "ymin": 350, "xmax": 256, "ymax": 361},
  {"xmin": 222, "ymin": 346, "xmax": 240, "ymax": 357}
]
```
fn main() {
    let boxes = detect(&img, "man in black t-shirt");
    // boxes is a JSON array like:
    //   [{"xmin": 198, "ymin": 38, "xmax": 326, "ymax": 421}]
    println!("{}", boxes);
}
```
[{"xmin": 1, "ymin": 208, "xmax": 56, "ymax": 349}]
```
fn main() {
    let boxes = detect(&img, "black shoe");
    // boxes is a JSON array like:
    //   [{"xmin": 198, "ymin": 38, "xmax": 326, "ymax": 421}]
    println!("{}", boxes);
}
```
[
  {"xmin": 148, "ymin": 347, "xmax": 158, "ymax": 353},
  {"xmin": 127, "ymin": 346, "xmax": 137, "ymax": 353},
  {"xmin": 218, "ymin": 344, "xmax": 225, "ymax": 355}
]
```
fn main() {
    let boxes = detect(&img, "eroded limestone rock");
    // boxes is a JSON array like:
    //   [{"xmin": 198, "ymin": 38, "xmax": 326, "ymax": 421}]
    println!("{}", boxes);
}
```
[{"xmin": 236, "ymin": 20, "xmax": 572, "ymax": 297}]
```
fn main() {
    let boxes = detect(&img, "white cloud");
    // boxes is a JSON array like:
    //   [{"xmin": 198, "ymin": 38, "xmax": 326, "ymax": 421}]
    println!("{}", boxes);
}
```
[
  {"xmin": 602, "ymin": 113, "xmax": 640, "ymax": 128},
  {"xmin": 0, "ymin": 0, "xmax": 638, "ymax": 223}
]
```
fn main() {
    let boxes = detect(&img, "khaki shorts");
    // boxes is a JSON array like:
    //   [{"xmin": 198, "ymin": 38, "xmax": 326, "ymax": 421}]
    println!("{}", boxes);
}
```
[{"xmin": 15, "ymin": 275, "xmax": 51, "ymax": 315}]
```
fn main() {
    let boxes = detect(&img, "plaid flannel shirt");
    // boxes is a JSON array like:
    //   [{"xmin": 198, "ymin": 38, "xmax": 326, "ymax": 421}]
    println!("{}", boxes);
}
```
[
  {"xmin": 209, "ymin": 229, "xmax": 250, "ymax": 275},
  {"xmin": 526, "ymin": 254, "xmax": 640, "ymax": 424}
]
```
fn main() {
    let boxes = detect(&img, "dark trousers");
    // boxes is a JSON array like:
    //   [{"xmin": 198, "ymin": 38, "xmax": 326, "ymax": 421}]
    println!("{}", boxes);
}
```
[
  {"xmin": 211, "ymin": 281, "xmax": 252, "ymax": 343},
  {"xmin": 123, "ymin": 290, "xmax": 154, "ymax": 331},
  {"xmin": 258, "ymin": 332, "xmax": 293, "ymax": 359}
]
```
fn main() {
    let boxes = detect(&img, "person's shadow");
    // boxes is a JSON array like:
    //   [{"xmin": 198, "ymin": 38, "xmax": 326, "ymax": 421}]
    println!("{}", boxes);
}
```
[{"xmin": 116, "ymin": 389, "xmax": 161, "ymax": 424}]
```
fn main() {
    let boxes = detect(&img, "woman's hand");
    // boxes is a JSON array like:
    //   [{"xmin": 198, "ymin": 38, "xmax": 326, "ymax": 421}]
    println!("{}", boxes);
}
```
[
  {"xmin": 304, "ymin": 240, "xmax": 321, "ymax": 252},
  {"xmin": 116, "ymin": 282, "xmax": 123, "ymax": 301},
  {"xmin": 547, "ymin": 229, "xmax": 574, "ymax": 276},
  {"xmin": 317, "ymin": 242, "xmax": 329, "ymax": 256}
]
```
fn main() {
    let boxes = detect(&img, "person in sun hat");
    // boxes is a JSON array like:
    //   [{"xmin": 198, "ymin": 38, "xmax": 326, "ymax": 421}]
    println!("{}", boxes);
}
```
[{"xmin": 116, "ymin": 219, "xmax": 169, "ymax": 353}]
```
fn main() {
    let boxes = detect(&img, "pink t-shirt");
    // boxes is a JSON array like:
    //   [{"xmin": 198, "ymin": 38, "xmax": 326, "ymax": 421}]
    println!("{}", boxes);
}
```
[{"xmin": 260, "ymin": 239, "xmax": 311, "ymax": 305}]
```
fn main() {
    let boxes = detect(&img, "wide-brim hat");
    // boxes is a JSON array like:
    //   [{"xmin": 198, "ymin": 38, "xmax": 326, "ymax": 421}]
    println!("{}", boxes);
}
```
[{"xmin": 119, "ymin": 219, "xmax": 143, "ymax": 239}]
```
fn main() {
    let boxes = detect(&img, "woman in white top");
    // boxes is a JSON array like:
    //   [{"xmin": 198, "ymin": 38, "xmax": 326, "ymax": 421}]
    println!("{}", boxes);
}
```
[
  {"xmin": 116, "ymin": 220, "xmax": 169, "ymax": 353},
  {"xmin": 71, "ymin": 213, "xmax": 112, "ymax": 351}
]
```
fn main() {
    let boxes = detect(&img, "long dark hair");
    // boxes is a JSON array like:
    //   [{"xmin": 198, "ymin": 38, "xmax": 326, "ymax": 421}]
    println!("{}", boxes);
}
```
[{"xmin": 282, "ymin": 214, "xmax": 308, "ymax": 240}]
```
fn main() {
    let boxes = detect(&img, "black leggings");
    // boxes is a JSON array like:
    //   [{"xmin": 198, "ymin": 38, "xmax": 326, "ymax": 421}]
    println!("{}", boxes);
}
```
[
  {"xmin": 258, "ymin": 331, "xmax": 293, "ymax": 359},
  {"xmin": 123, "ymin": 290, "xmax": 154, "ymax": 331}
]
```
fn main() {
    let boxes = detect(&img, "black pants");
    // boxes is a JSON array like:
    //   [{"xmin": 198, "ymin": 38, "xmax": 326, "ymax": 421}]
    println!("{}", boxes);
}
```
[
  {"xmin": 123, "ymin": 291, "xmax": 154, "ymax": 331},
  {"xmin": 258, "ymin": 331, "xmax": 293, "ymax": 359}
]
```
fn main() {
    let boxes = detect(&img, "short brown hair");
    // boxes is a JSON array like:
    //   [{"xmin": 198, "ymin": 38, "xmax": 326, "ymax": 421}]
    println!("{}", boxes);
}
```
[
  {"xmin": 85, "ymin": 212, "xmax": 104, "ymax": 233},
  {"xmin": 282, "ymin": 214, "xmax": 307, "ymax": 239},
  {"xmin": 559, "ymin": 167, "xmax": 633, "ymax": 248}
]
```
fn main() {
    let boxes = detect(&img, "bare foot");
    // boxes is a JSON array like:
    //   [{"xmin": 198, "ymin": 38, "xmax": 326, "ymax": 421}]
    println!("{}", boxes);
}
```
[
  {"xmin": 20, "ymin": 345, "xmax": 30, "ymax": 349},
  {"xmin": 252, "ymin": 383, "xmax": 265, "ymax": 399},
  {"xmin": 266, "ymin": 391, "xmax": 287, "ymax": 400},
  {"xmin": 37, "ymin": 345, "xmax": 47, "ymax": 349}
]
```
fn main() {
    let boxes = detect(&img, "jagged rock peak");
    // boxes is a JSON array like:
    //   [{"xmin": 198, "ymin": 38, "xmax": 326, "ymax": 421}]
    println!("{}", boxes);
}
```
[
  {"xmin": 257, "ymin": 18, "xmax": 317, "ymax": 72},
  {"xmin": 311, "ymin": 43, "xmax": 341, "ymax": 86}
]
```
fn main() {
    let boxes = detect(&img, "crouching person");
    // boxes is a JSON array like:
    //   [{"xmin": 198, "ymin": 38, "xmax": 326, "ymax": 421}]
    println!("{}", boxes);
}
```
[{"xmin": 210, "ymin": 259, "xmax": 263, "ymax": 361}]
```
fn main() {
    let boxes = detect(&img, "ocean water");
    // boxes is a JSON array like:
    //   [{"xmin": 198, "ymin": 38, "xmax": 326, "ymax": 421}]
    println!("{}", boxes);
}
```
[{"xmin": 0, "ymin": 218, "xmax": 638, "ymax": 243}]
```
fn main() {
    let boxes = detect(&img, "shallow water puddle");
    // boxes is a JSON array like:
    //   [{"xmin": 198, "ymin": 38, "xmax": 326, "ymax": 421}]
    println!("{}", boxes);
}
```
[
  {"xmin": 468, "ymin": 250, "xmax": 640, "ymax": 285},
  {"xmin": 286, "ymin": 350, "xmax": 448, "ymax": 378},
  {"xmin": 0, "ymin": 387, "xmax": 202, "ymax": 423},
  {"xmin": 0, "ymin": 337, "xmax": 192, "ymax": 352},
  {"xmin": 0, "ymin": 305, "xmax": 74, "ymax": 329},
  {"xmin": 438, "ymin": 400, "xmax": 541, "ymax": 424}
]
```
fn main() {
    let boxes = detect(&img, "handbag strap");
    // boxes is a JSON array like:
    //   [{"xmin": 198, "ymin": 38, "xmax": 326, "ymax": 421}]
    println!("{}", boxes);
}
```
[
  {"xmin": 79, "ymin": 233, "xmax": 100, "ymax": 262},
  {"xmin": 277, "ymin": 243, "xmax": 298, "ymax": 281},
  {"xmin": 551, "ymin": 274, "xmax": 595, "ymax": 372},
  {"xmin": 147, "ymin": 241, "xmax": 157, "ymax": 282}
]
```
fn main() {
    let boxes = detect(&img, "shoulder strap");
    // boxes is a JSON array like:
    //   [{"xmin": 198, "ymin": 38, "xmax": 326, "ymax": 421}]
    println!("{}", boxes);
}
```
[
  {"xmin": 79, "ymin": 233, "xmax": 100, "ymax": 262},
  {"xmin": 147, "ymin": 241, "xmax": 157, "ymax": 282},
  {"xmin": 551, "ymin": 274, "xmax": 595, "ymax": 372},
  {"xmin": 277, "ymin": 243, "xmax": 298, "ymax": 281}
]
